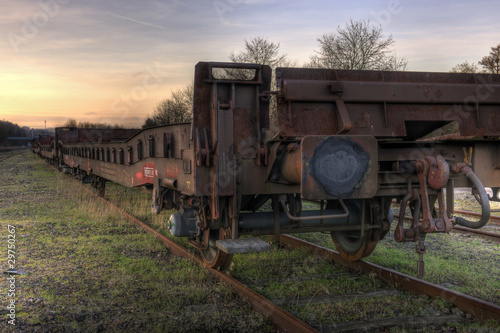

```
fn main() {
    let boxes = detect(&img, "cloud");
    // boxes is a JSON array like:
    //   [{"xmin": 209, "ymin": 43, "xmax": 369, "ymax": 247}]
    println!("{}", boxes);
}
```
[{"xmin": 105, "ymin": 12, "xmax": 173, "ymax": 32}]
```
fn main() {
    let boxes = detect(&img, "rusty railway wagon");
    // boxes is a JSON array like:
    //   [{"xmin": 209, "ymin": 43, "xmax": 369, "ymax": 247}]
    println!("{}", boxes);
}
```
[
  {"xmin": 32, "ymin": 134, "xmax": 55, "ymax": 160},
  {"xmin": 41, "ymin": 62, "xmax": 500, "ymax": 276}
]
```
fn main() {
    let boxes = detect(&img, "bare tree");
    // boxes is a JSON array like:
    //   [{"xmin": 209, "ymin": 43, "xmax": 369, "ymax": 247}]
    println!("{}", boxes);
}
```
[
  {"xmin": 450, "ymin": 61, "xmax": 482, "ymax": 73},
  {"xmin": 63, "ymin": 118, "xmax": 78, "ymax": 127},
  {"xmin": 308, "ymin": 19, "xmax": 408, "ymax": 71},
  {"xmin": 479, "ymin": 43, "xmax": 500, "ymax": 74},
  {"xmin": 229, "ymin": 36, "xmax": 288, "ymax": 67},
  {"xmin": 224, "ymin": 37, "xmax": 291, "ymax": 80},
  {"xmin": 145, "ymin": 84, "xmax": 193, "ymax": 128}
]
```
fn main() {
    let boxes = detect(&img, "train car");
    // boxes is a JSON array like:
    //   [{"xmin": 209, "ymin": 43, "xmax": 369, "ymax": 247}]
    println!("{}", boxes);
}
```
[
  {"xmin": 46, "ymin": 62, "xmax": 500, "ymax": 276},
  {"xmin": 35, "ymin": 134, "xmax": 56, "ymax": 161},
  {"xmin": 31, "ymin": 137, "xmax": 40, "ymax": 154}
]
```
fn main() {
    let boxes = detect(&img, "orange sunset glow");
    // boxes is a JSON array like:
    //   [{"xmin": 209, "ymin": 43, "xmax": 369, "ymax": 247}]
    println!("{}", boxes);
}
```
[{"xmin": 1, "ymin": 1, "xmax": 499, "ymax": 130}]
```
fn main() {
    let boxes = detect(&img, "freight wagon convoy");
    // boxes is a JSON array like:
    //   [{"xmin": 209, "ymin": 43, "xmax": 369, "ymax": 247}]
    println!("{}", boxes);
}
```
[{"xmin": 34, "ymin": 62, "xmax": 500, "ymax": 277}]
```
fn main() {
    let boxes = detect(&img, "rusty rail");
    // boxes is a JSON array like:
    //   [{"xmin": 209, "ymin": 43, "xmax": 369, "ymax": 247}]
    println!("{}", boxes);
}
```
[
  {"xmin": 452, "ymin": 226, "xmax": 500, "ymax": 243},
  {"xmin": 280, "ymin": 234, "xmax": 500, "ymax": 324},
  {"xmin": 454, "ymin": 209, "xmax": 500, "ymax": 225},
  {"xmin": 101, "ymin": 200, "xmax": 319, "ymax": 333},
  {"xmin": 52, "ymin": 163, "xmax": 318, "ymax": 333},
  {"xmin": 0, "ymin": 150, "xmax": 26, "ymax": 163}
]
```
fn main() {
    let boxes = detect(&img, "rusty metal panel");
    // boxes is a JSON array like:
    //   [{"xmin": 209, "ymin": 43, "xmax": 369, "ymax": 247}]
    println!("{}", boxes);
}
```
[
  {"xmin": 78, "ymin": 129, "xmax": 140, "ymax": 142},
  {"xmin": 59, "ymin": 123, "xmax": 196, "ymax": 193},
  {"xmin": 56, "ymin": 127, "xmax": 140, "ymax": 144},
  {"xmin": 276, "ymin": 67, "xmax": 500, "ymax": 139},
  {"xmin": 38, "ymin": 135, "xmax": 52, "ymax": 145},
  {"xmin": 301, "ymin": 135, "xmax": 378, "ymax": 200},
  {"xmin": 192, "ymin": 62, "xmax": 272, "ymax": 196},
  {"xmin": 283, "ymin": 80, "xmax": 500, "ymax": 104}
]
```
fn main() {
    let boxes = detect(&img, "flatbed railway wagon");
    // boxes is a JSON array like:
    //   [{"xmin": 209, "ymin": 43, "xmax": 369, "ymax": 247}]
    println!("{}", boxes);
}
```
[
  {"xmin": 33, "ymin": 134, "xmax": 54, "ymax": 161},
  {"xmin": 49, "ymin": 62, "xmax": 500, "ymax": 276}
]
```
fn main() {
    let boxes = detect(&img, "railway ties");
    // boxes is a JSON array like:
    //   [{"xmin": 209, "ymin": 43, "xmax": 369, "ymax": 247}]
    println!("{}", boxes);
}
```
[{"xmin": 280, "ymin": 235, "xmax": 500, "ymax": 326}]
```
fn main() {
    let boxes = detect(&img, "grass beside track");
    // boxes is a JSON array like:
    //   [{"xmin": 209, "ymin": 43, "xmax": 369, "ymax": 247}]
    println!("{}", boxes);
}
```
[
  {"xmin": 0, "ymin": 152, "xmax": 274, "ymax": 332},
  {"xmin": 2, "ymin": 151, "xmax": 499, "ymax": 332}
]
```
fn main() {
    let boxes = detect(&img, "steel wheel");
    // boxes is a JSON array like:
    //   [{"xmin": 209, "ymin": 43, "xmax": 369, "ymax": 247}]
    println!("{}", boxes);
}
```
[
  {"xmin": 200, "ymin": 228, "xmax": 233, "ymax": 270},
  {"xmin": 331, "ymin": 228, "xmax": 377, "ymax": 261},
  {"xmin": 327, "ymin": 199, "xmax": 379, "ymax": 261}
]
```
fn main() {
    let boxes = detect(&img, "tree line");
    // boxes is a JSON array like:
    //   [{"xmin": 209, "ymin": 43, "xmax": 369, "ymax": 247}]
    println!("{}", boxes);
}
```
[
  {"xmin": 450, "ymin": 44, "xmax": 500, "ymax": 74},
  {"xmin": 0, "ymin": 120, "xmax": 27, "ymax": 144},
  {"xmin": 62, "ymin": 118, "xmax": 125, "ymax": 129}
]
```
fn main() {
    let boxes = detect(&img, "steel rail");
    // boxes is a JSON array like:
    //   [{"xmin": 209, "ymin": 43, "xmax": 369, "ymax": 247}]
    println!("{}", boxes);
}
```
[
  {"xmin": 0, "ymin": 150, "xmax": 26, "ymax": 163},
  {"xmin": 53, "ymin": 164, "xmax": 319, "ymax": 333},
  {"xmin": 99, "ymin": 199, "xmax": 319, "ymax": 333},
  {"xmin": 452, "ymin": 226, "xmax": 500, "ymax": 243},
  {"xmin": 280, "ymin": 234, "xmax": 500, "ymax": 324},
  {"xmin": 454, "ymin": 209, "xmax": 500, "ymax": 224}
]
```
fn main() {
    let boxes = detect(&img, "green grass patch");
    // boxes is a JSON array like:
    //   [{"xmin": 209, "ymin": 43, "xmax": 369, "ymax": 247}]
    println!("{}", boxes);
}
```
[{"xmin": 0, "ymin": 152, "xmax": 274, "ymax": 332}]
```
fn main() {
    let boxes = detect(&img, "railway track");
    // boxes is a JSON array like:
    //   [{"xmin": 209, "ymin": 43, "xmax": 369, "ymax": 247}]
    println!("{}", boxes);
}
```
[
  {"xmin": 454, "ymin": 209, "xmax": 500, "ymax": 225},
  {"xmin": 98, "ymin": 197, "xmax": 500, "ymax": 331},
  {"xmin": 48, "ymin": 161, "xmax": 499, "ymax": 332},
  {"xmin": 52, "ymin": 162, "xmax": 318, "ymax": 333},
  {"xmin": 0, "ymin": 149, "xmax": 27, "ymax": 163},
  {"xmin": 451, "ymin": 208, "xmax": 500, "ymax": 242},
  {"xmin": 452, "ymin": 225, "xmax": 500, "ymax": 243},
  {"xmin": 280, "ymin": 235, "xmax": 500, "ymax": 325}
]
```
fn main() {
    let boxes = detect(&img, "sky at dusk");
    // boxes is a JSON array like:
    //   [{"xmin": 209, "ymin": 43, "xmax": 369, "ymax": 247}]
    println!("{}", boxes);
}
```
[{"xmin": 1, "ymin": 0, "xmax": 499, "ymax": 129}]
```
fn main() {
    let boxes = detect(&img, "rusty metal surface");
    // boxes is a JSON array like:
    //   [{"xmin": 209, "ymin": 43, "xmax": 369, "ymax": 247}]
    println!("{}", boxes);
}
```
[
  {"xmin": 301, "ymin": 135, "xmax": 379, "ymax": 199},
  {"xmin": 281, "ymin": 234, "xmax": 500, "ymax": 324},
  {"xmin": 276, "ymin": 67, "xmax": 500, "ymax": 139},
  {"xmin": 38, "ymin": 134, "xmax": 53, "ymax": 145},
  {"xmin": 192, "ymin": 62, "xmax": 272, "ymax": 199},
  {"xmin": 58, "ymin": 123, "xmax": 193, "ymax": 189},
  {"xmin": 56, "ymin": 127, "xmax": 140, "ymax": 144},
  {"xmin": 472, "ymin": 142, "xmax": 500, "ymax": 188}
]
